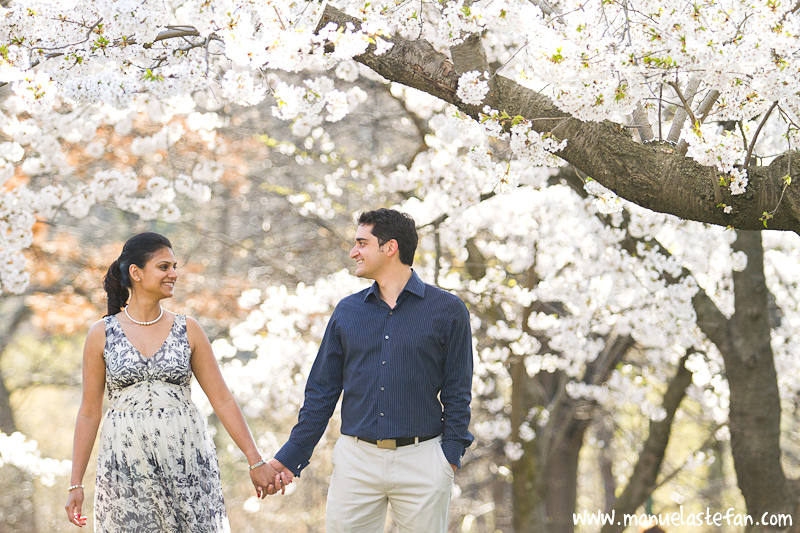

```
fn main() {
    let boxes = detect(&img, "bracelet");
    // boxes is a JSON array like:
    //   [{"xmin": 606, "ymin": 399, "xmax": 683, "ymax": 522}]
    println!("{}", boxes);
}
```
[
  {"xmin": 68, "ymin": 485, "xmax": 84, "ymax": 491},
  {"xmin": 249, "ymin": 458, "xmax": 268, "ymax": 470}
]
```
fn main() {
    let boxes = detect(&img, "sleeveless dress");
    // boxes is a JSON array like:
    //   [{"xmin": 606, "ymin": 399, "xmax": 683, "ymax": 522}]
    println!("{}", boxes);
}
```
[{"xmin": 94, "ymin": 315, "xmax": 230, "ymax": 532}]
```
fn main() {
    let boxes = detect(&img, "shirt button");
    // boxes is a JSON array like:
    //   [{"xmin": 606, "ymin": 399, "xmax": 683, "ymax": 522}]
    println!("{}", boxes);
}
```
[
  {"xmin": 381, "ymin": 387, "xmax": 385, "ymax": 391},
  {"xmin": 389, "ymin": 311, "xmax": 393, "ymax": 315},
  {"xmin": 384, "ymin": 335, "xmax": 389, "ymax": 340},
  {"xmin": 380, "ymin": 413, "xmax": 384, "ymax": 417},
  {"xmin": 382, "ymin": 361, "xmax": 386, "ymax": 365}
]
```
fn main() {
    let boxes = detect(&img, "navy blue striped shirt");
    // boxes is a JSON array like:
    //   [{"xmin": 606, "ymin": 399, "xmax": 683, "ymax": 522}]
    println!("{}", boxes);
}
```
[{"xmin": 275, "ymin": 271, "xmax": 474, "ymax": 476}]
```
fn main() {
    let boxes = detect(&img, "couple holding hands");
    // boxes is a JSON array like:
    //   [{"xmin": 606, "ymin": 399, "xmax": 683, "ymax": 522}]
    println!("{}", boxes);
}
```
[{"xmin": 66, "ymin": 208, "xmax": 474, "ymax": 532}]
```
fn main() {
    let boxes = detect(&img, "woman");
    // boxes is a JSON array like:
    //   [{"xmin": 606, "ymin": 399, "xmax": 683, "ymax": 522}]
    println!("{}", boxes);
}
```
[{"xmin": 65, "ymin": 232, "xmax": 287, "ymax": 530}]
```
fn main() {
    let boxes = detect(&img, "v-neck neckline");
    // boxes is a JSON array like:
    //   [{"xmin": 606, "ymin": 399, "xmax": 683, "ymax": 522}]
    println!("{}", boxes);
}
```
[{"xmin": 113, "ymin": 314, "xmax": 177, "ymax": 360}]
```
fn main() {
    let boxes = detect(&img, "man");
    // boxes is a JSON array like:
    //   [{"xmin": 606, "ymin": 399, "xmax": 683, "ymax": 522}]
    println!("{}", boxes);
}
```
[{"xmin": 270, "ymin": 208, "xmax": 474, "ymax": 532}]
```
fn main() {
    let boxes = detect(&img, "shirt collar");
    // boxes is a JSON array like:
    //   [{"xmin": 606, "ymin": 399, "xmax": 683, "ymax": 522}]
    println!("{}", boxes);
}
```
[{"xmin": 364, "ymin": 269, "xmax": 426, "ymax": 303}]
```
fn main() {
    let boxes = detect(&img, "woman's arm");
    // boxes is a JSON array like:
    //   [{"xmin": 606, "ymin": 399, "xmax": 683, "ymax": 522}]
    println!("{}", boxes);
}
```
[
  {"xmin": 187, "ymin": 317, "xmax": 290, "ymax": 496},
  {"xmin": 65, "ymin": 320, "xmax": 107, "ymax": 527}
]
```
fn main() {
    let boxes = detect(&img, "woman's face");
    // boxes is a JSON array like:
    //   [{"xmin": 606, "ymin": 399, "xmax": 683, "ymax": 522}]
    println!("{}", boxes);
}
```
[{"xmin": 130, "ymin": 247, "xmax": 178, "ymax": 299}]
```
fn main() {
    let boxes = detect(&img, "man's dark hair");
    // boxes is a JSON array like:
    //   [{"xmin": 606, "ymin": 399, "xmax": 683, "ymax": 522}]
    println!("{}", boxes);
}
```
[{"xmin": 358, "ymin": 209, "xmax": 418, "ymax": 266}]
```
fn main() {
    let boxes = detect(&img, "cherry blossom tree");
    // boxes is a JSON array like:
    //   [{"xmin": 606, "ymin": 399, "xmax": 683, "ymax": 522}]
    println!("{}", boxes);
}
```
[
  {"xmin": 3, "ymin": 1, "xmax": 800, "ymax": 531},
  {"xmin": 1, "ymin": 0, "xmax": 800, "ymax": 295}
]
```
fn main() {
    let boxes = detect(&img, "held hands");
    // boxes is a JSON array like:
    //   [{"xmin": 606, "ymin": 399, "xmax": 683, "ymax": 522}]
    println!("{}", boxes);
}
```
[
  {"xmin": 65, "ymin": 487, "xmax": 87, "ymax": 527},
  {"xmin": 250, "ymin": 459, "xmax": 293, "ymax": 498},
  {"xmin": 268, "ymin": 458, "xmax": 295, "ymax": 485}
]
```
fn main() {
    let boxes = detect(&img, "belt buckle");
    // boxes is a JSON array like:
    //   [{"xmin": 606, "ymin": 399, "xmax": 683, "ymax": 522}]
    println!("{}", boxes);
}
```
[{"xmin": 377, "ymin": 439, "xmax": 396, "ymax": 450}]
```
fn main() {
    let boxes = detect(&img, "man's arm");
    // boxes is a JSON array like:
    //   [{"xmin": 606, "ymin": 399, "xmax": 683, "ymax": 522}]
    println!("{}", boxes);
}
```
[
  {"xmin": 440, "ymin": 300, "xmax": 475, "ymax": 469},
  {"xmin": 274, "ymin": 308, "xmax": 345, "ymax": 477}
]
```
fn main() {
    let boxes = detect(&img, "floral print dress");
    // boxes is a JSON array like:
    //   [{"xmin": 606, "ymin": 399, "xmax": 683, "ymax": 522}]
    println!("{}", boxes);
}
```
[{"xmin": 94, "ymin": 315, "xmax": 230, "ymax": 532}]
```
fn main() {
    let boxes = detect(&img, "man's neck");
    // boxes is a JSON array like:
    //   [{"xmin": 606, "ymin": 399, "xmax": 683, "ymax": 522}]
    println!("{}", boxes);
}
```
[{"xmin": 373, "ymin": 266, "xmax": 413, "ymax": 309}]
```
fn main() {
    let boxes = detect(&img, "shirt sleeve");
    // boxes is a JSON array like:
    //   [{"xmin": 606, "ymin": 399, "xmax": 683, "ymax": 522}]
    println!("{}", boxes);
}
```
[
  {"xmin": 274, "ymin": 308, "xmax": 344, "ymax": 476},
  {"xmin": 439, "ymin": 300, "xmax": 474, "ymax": 468}
]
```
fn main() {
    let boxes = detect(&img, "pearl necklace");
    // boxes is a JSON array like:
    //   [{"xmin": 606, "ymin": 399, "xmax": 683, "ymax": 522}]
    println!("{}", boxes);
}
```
[{"xmin": 124, "ymin": 306, "xmax": 163, "ymax": 326}]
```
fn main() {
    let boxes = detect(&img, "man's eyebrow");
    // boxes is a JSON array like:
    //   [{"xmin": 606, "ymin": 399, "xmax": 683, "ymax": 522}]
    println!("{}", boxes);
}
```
[{"xmin": 355, "ymin": 237, "xmax": 369, "ymax": 242}]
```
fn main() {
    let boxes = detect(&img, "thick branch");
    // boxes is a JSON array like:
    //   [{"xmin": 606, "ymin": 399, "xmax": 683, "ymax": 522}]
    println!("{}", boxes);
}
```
[
  {"xmin": 450, "ymin": 33, "xmax": 490, "ymax": 75},
  {"xmin": 316, "ymin": 6, "xmax": 800, "ymax": 233}
]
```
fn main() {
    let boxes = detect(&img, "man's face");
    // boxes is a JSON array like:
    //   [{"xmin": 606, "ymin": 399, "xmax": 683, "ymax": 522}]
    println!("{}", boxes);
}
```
[{"xmin": 349, "ymin": 224, "xmax": 388, "ymax": 279}]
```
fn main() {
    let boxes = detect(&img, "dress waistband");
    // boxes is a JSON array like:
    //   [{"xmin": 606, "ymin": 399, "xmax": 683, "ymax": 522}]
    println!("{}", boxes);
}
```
[{"xmin": 107, "ymin": 380, "xmax": 193, "ymax": 412}]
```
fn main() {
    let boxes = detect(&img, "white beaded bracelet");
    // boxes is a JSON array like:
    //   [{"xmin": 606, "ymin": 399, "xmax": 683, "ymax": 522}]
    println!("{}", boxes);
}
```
[
  {"xmin": 68, "ymin": 484, "xmax": 84, "ymax": 491},
  {"xmin": 249, "ymin": 458, "xmax": 268, "ymax": 470}
]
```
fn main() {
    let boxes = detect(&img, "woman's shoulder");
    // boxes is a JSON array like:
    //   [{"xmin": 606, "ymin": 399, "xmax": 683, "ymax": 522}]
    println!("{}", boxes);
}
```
[
  {"xmin": 178, "ymin": 314, "xmax": 202, "ymax": 333},
  {"xmin": 89, "ymin": 317, "xmax": 112, "ymax": 334},
  {"xmin": 84, "ymin": 318, "xmax": 109, "ymax": 352}
]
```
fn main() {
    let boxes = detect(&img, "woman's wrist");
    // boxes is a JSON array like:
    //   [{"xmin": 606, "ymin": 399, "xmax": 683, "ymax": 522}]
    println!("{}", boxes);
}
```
[
  {"xmin": 243, "ymin": 447, "xmax": 262, "ymax": 465},
  {"xmin": 249, "ymin": 458, "xmax": 269, "ymax": 470}
]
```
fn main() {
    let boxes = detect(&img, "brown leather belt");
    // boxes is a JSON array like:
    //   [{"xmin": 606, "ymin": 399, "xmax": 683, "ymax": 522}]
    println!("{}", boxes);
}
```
[{"xmin": 355, "ymin": 435, "xmax": 438, "ymax": 450}]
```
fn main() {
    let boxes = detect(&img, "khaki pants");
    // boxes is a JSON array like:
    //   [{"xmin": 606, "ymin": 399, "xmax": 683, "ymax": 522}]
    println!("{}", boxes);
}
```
[{"xmin": 326, "ymin": 435, "xmax": 455, "ymax": 533}]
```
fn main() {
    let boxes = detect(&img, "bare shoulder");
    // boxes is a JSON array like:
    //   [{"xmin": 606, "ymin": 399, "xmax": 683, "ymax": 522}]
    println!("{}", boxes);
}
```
[
  {"xmin": 86, "ymin": 318, "xmax": 107, "ymax": 341},
  {"xmin": 83, "ymin": 318, "xmax": 108, "ymax": 355},
  {"xmin": 183, "ymin": 316, "xmax": 210, "ymax": 345},
  {"xmin": 184, "ymin": 315, "xmax": 203, "ymax": 332}
]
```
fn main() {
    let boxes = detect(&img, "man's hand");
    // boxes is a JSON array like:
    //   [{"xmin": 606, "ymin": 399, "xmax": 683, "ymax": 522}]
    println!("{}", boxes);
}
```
[{"xmin": 268, "ymin": 458, "xmax": 296, "ymax": 490}]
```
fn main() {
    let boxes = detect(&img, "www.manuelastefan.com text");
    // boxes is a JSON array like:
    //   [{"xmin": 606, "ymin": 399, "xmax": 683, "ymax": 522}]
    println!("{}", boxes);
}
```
[{"xmin": 574, "ymin": 507, "xmax": 793, "ymax": 528}]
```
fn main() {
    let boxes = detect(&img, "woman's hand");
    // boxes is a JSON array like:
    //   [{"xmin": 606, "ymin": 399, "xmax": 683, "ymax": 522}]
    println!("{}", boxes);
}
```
[
  {"xmin": 65, "ymin": 488, "xmax": 87, "ymax": 527},
  {"xmin": 250, "ymin": 461, "xmax": 292, "ymax": 497}
]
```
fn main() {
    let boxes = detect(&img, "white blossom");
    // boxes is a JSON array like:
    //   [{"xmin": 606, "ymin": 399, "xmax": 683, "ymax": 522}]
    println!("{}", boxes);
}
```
[{"xmin": 457, "ymin": 71, "xmax": 490, "ymax": 106}]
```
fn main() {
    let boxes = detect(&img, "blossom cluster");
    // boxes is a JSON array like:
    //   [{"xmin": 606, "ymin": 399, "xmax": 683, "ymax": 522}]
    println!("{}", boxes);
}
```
[
  {"xmin": 271, "ymin": 76, "xmax": 368, "ymax": 137},
  {"xmin": 682, "ymin": 123, "xmax": 749, "ymax": 195}
]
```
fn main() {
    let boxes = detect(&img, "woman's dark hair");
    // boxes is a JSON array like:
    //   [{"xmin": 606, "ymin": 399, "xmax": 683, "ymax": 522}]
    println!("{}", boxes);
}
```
[
  {"xmin": 357, "ymin": 208, "xmax": 418, "ymax": 266},
  {"xmin": 103, "ymin": 232, "xmax": 172, "ymax": 316}
]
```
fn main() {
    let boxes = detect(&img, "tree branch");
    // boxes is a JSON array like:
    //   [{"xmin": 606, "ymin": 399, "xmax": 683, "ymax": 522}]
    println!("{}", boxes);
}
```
[
  {"xmin": 744, "ymin": 101, "xmax": 779, "ymax": 169},
  {"xmin": 667, "ymin": 78, "xmax": 700, "ymax": 143},
  {"xmin": 633, "ymin": 101, "xmax": 655, "ymax": 142},
  {"xmin": 315, "ymin": 5, "xmax": 800, "ymax": 233},
  {"xmin": 676, "ymin": 89, "xmax": 720, "ymax": 155}
]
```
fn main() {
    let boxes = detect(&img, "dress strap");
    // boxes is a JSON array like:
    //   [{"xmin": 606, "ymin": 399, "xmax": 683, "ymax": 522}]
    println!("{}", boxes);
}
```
[{"xmin": 102, "ymin": 315, "xmax": 118, "ymax": 342}]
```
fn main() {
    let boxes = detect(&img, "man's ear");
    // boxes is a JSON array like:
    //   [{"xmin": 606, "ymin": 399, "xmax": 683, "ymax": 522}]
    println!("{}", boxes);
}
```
[{"xmin": 383, "ymin": 239, "xmax": 400, "ymax": 258}]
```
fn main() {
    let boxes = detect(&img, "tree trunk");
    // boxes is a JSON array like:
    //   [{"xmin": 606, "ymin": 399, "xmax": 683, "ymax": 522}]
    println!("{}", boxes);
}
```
[
  {"xmin": 0, "ymin": 300, "xmax": 30, "ymax": 434},
  {"xmin": 724, "ymin": 231, "xmax": 798, "ymax": 529},
  {"xmin": 600, "ymin": 354, "xmax": 693, "ymax": 533},
  {"xmin": 545, "ymin": 413, "xmax": 587, "ymax": 533},
  {"xmin": 510, "ymin": 356, "xmax": 550, "ymax": 533},
  {"xmin": 0, "ymin": 300, "xmax": 36, "ymax": 532}
]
